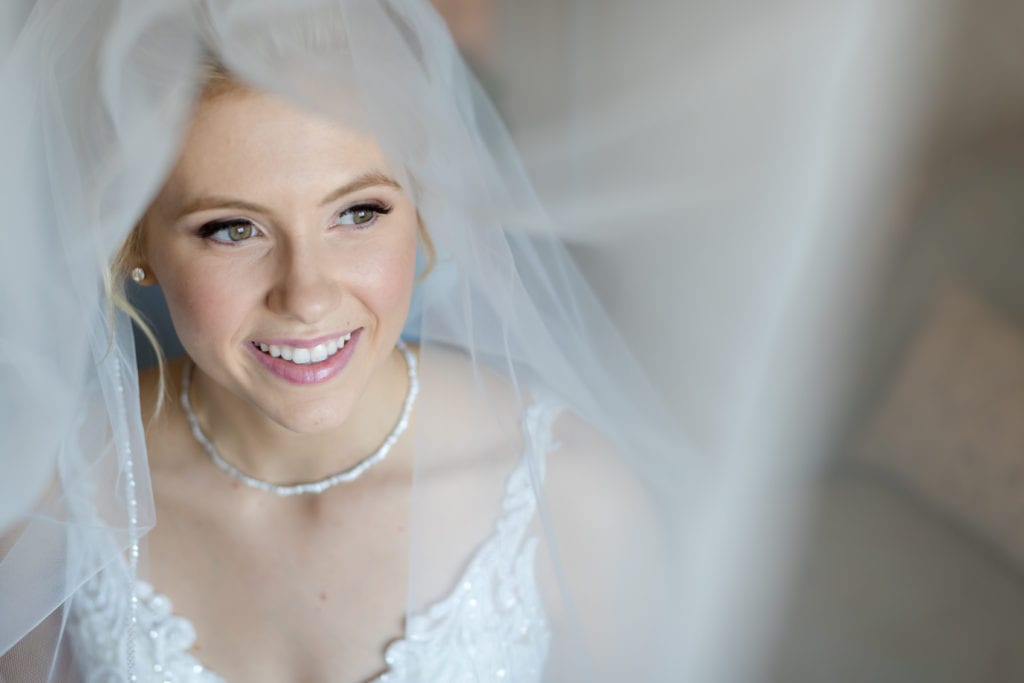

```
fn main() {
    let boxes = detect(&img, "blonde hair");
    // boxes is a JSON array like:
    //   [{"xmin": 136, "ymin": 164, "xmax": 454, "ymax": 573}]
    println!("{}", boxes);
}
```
[
  {"xmin": 109, "ymin": 62, "xmax": 436, "ymax": 416},
  {"xmin": 108, "ymin": 214, "xmax": 168, "ymax": 417}
]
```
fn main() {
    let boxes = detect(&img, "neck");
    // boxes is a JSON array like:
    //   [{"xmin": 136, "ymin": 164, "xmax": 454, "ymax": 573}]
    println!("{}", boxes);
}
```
[{"xmin": 184, "ymin": 345, "xmax": 413, "ymax": 487}]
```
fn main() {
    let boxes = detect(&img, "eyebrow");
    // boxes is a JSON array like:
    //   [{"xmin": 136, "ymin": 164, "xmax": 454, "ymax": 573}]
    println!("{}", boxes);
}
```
[{"xmin": 175, "ymin": 171, "xmax": 402, "ymax": 219}]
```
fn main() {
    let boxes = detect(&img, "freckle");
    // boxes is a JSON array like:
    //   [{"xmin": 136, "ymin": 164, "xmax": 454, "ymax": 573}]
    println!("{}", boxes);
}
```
[{"xmin": 319, "ymin": 591, "xmax": 328, "ymax": 602}]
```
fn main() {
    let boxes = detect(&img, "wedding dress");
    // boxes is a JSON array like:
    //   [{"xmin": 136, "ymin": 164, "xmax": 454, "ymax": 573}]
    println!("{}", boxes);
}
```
[{"xmin": 67, "ymin": 395, "xmax": 562, "ymax": 683}]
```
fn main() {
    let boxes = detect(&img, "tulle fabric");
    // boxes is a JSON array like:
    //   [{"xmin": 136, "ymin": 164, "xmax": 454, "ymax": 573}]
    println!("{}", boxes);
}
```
[{"xmin": 0, "ymin": 0, "xmax": 952, "ymax": 681}]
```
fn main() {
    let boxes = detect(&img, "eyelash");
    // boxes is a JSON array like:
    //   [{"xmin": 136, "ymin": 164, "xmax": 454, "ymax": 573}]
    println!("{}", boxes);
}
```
[{"xmin": 196, "ymin": 202, "xmax": 394, "ymax": 244}]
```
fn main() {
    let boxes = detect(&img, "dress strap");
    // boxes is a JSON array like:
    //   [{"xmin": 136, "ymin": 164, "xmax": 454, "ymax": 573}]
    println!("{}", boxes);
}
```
[{"xmin": 491, "ymin": 393, "xmax": 564, "ymax": 551}]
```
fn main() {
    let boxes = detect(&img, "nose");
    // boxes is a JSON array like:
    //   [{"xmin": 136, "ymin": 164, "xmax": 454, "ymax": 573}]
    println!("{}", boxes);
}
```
[{"xmin": 266, "ymin": 238, "xmax": 341, "ymax": 324}]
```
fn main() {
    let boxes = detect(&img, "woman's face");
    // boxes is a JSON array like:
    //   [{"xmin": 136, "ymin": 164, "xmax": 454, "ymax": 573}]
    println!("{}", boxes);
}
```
[{"xmin": 143, "ymin": 89, "xmax": 418, "ymax": 433}]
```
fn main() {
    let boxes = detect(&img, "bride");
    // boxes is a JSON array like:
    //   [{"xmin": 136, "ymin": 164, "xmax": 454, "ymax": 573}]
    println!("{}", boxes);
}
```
[
  {"xmin": 121, "ymin": 67, "xmax": 447, "ymax": 681},
  {"xmin": 0, "ymin": 1, "xmax": 683, "ymax": 681}
]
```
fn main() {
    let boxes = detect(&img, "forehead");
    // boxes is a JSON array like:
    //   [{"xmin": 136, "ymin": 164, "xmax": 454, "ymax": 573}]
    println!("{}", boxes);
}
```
[{"xmin": 160, "ymin": 90, "xmax": 390, "ymax": 202}]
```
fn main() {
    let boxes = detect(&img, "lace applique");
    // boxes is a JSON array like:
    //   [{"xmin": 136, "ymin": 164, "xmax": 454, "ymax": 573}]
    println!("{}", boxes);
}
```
[
  {"xmin": 70, "ymin": 564, "xmax": 223, "ymax": 683},
  {"xmin": 69, "ymin": 396, "xmax": 562, "ymax": 683}
]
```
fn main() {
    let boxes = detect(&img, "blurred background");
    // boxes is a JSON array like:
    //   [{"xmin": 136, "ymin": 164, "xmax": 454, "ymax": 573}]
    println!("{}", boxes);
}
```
[{"xmin": 432, "ymin": 0, "xmax": 1024, "ymax": 680}]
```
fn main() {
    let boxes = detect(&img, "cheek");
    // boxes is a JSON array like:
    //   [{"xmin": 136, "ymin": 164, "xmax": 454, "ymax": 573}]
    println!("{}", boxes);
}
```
[
  {"xmin": 155, "ymin": 260, "xmax": 257, "ymax": 353},
  {"xmin": 354, "ymin": 229, "xmax": 418, "ymax": 324}
]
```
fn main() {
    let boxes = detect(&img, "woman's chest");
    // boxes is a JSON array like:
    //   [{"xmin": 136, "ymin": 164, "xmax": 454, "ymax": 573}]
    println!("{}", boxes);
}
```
[
  {"xmin": 71, "ymin": 424, "xmax": 555, "ymax": 683},
  {"xmin": 143, "ymin": 477, "xmax": 412, "ymax": 682},
  {"xmin": 70, "ymin": 487, "xmax": 551, "ymax": 683}
]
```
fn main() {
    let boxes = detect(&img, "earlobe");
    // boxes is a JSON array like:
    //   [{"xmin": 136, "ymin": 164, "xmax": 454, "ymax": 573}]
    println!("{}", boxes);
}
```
[{"xmin": 130, "ymin": 265, "xmax": 156, "ymax": 286}]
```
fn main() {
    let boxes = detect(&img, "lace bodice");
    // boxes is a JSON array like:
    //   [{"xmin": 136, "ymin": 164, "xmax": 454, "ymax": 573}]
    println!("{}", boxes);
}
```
[{"xmin": 68, "ymin": 398, "xmax": 561, "ymax": 683}]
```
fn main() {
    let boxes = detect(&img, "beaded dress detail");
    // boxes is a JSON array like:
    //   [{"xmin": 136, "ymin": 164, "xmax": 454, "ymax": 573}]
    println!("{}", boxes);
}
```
[{"xmin": 68, "ymin": 396, "xmax": 561, "ymax": 683}]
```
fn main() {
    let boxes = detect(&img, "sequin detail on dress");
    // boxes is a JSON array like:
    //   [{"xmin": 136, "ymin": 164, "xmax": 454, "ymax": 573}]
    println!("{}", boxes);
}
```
[{"xmin": 68, "ymin": 396, "xmax": 562, "ymax": 682}]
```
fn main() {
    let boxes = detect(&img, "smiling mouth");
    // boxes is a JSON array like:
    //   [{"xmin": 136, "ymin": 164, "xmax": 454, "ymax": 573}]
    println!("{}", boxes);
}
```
[{"xmin": 250, "ymin": 332, "xmax": 353, "ymax": 365}]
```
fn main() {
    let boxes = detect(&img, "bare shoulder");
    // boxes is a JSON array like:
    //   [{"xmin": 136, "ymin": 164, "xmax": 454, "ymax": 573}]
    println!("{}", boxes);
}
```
[
  {"xmin": 413, "ymin": 343, "xmax": 522, "ymax": 408},
  {"xmin": 415, "ymin": 342, "xmax": 652, "ymax": 511},
  {"xmin": 412, "ymin": 343, "xmax": 528, "ymax": 456},
  {"xmin": 544, "ymin": 408, "xmax": 655, "ymax": 534}
]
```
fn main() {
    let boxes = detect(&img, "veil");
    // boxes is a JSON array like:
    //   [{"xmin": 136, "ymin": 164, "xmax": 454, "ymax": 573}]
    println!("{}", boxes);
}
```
[{"xmin": 0, "ymin": 0, "xmax": 956, "ymax": 681}]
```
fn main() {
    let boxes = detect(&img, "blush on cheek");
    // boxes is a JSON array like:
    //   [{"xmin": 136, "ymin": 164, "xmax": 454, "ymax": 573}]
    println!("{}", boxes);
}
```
[
  {"xmin": 160, "ymin": 274, "xmax": 245, "ymax": 360},
  {"xmin": 368, "ymin": 244, "xmax": 418, "ymax": 329}
]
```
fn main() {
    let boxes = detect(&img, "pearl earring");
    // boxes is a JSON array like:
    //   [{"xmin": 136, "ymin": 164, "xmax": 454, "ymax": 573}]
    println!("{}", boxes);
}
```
[{"xmin": 130, "ymin": 267, "xmax": 146, "ymax": 283}]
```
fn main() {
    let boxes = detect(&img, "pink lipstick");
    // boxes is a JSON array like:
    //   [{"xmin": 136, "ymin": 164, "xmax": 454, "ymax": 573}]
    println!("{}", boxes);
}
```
[{"xmin": 247, "ymin": 328, "xmax": 362, "ymax": 385}]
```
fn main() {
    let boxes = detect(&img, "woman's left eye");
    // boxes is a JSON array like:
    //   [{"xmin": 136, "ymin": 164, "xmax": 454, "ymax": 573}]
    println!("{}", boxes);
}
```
[{"xmin": 336, "ymin": 203, "xmax": 391, "ymax": 228}]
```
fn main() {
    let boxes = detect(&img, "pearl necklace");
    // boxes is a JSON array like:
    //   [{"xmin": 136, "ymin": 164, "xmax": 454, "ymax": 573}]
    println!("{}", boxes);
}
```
[{"xmin": 180, "ymin": 340, "xmax": 418, "ymax": 496}]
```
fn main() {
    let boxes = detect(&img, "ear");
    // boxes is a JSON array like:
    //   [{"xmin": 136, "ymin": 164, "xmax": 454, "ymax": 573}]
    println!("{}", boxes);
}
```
[
  {"xmin": 129, "ymin": 264, "xmax": 157, "ymax": 287},
  {"xmin": 121, "ymin": 219, "xmax": 157, "ymax": 286}
]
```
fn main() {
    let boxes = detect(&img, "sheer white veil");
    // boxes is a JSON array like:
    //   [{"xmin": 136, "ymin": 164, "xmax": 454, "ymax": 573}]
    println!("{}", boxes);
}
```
[{"xmin": 0, "ymin": 0, "xmax": 954, "ymax": 681}]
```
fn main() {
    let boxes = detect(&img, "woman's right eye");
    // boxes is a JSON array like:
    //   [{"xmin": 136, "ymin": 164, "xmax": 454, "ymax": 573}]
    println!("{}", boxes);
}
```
[{"xmin": 197, "ymin": 219, "xmax": 259, "ymax": 244}]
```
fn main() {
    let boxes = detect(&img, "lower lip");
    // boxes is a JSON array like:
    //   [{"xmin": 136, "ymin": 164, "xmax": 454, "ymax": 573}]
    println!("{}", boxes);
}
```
[{"xmin": 247, "ymin": 329, "xmax": 362, "ymax": 385}]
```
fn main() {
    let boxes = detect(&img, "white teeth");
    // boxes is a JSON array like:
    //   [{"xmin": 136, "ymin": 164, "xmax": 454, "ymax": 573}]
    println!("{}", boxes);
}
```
[
  {"xmin": 310, "ymin": 344, "xmax": 328, "ymax": 363},
  {"xmin": 254, "ymin": 331, "xmax": 356, "ymax": 365}
]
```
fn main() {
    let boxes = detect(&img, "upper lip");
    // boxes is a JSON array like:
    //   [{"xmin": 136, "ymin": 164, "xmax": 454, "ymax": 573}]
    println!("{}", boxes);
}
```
[{"xmin": 252, "ymin": 329, "xmax": 358, "ymax": 348}]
